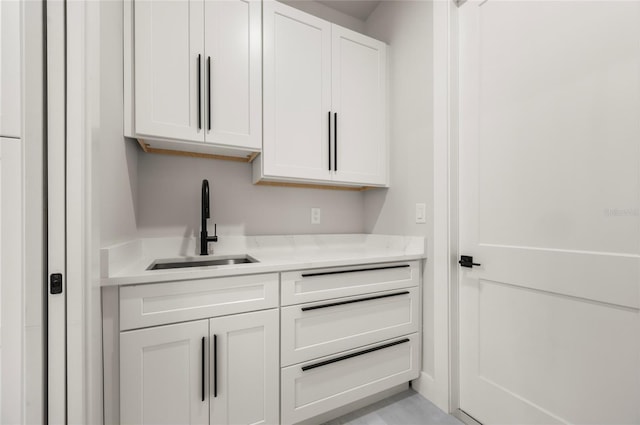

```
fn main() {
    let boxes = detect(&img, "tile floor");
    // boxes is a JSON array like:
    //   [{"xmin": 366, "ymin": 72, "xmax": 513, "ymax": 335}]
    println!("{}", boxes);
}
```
[{"xmin": 323, "ymin": 390, "xmax": 464, "ymax": 425}]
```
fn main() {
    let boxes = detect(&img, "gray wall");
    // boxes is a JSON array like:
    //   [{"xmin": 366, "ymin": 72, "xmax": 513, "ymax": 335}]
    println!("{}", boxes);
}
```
[
  {"xmin": 363, "ymin": 0, "xmax": 435, "ymax": 379},
  {"xmin": 280, "ymin": 0, "xmax": 366, "ymax": 32},
  {"xmin": 99, "ymin": 0, "xmax": 139, "ymax": 247},
  {"xmin": 136, "ymin": 153, "xmax": 365, "ymax": 237}
]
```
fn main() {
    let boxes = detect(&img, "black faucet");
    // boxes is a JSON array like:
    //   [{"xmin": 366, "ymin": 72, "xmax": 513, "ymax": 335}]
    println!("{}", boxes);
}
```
[{"xmin": 200, "ymin": 179, "xmax": 218, "ymax": 255}]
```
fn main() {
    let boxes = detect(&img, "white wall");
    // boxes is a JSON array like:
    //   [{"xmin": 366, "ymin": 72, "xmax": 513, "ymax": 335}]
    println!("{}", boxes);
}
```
[
  {"xmin": 137, "ymin": 153, "xmax": 365, "ymax": 237},
  {"xmin": 363, "ymin": 0, "xmax": 438, "ymax": 406},
  {"xmin": 280, "ymin": 0, "xmax": 366, "ymax": 32},
  {"xmin": 99, "ymin": 0, "xmax": 138, "ymax": 247}
]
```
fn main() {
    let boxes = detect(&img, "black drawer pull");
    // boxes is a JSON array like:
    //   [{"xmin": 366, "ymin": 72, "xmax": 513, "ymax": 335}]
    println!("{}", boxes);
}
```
[
  {"xmin": 301, "ymin": 291, "xmax": 409, "ymax": 312},
  {"xmin": 201, "ymin": 336, "xmax": 205, "ymax": 402},
  {"xmin": 213, "ymin": 334, "xmax": 218, "ymax": 398},
  {"xmin": 328, "ymin": 111, "xmax": 332, "ymax": 170},
  {"xmin": 301, "ymin": 264, "xmax": 410, "ymax": 278},
  {"xmin": 301, "ymin": 338, "xmax": 410, "ymax": 372}
]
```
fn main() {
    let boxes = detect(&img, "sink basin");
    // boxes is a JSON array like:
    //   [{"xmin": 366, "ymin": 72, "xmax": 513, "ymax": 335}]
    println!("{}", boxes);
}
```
[{"xmin": 147, "ymin": 255, "xmax": 258, "ymax": 271}]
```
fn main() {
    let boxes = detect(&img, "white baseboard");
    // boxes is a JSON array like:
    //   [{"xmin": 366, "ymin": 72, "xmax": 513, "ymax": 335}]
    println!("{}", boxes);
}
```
[{"xmin": 412, "ymin": 371, "xmax": 449, "ymax": 413}]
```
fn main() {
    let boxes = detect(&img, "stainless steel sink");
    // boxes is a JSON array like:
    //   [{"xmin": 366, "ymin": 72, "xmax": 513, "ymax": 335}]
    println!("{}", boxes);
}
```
[{"xmin": 147, "ymin": 255, "xmax": 258, "ymax": 271}]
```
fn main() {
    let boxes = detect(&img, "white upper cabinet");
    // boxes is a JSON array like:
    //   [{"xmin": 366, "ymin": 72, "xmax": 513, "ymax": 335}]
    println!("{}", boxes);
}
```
[
  {"xmin": 262, "ymin": 1, "xmax": 332, "ymax": 181},
  {"xmin": 133, "ymin": 0, "xmax": 204, "ymax": 143},
  {"xmin": 204, "ymin": 0, "xmax": 262, "ymax": 150},
  {"xmin": 256, "ymin": 1, "xmax": 388, "ymax": 188},
  {"xmin": 126, "ymin": 0, "xmax": 262, "ymax": 155},
  {"xmin": 331, "ymin": 26, "xmax": 387, "ymax": 186},
  {"xmin": 0, "ymin": 0, "xmax": 21, "ymax": 139}
]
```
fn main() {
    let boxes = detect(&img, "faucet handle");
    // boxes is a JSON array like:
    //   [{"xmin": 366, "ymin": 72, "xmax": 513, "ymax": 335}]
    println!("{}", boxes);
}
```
[{"xmin": 210, "ymin": 223, "xmax": 218, "ymax": 243}]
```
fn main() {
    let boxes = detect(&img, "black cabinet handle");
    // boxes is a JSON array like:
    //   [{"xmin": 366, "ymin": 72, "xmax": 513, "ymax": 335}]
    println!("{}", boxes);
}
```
[
  {"xmin": 201, "ymin": 337, "xmax": 205, "ymax": 402},
  {"xmin": 213, "ymin": 334, "xmax": 218, "ymax": 398},
  {"xmin": 207, "ymin": 56, "xmax": 211, "ymax": 131},
  {"xmin": 301, "ymin": 291, "xmax": 409, "ymax": 312},
  {"xmin": 302, "ymin": 338, "xmax": 410, "ymax": 372},
  {"xmin": 334, "ymin": 112, "xmax": 338, "ymax": 171},
  {"xmin": 301, "ymin": 264, "xmax": 410, "ymax": 278},
  {"xmin": 197, "ymin": 54, "xmax": 202, "ymax": 130},
  {"xmin": 328, "ymin": 111, "xmax": 332, "ymax": 170}
]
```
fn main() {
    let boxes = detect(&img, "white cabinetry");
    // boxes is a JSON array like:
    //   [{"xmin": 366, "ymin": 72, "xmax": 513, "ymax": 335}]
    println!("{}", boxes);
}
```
[
  {"xmin": 120, "ymin": 320, "xmax": 210, "ymax": 425},
  {"xmin": 0, "ymin": 0, "xmax": 21, "ymax": 138},
  {"xmin": 118, "ymin": 274, "xmax": 279, "ymax": 425},
  {"xmin": 125, "ymin": 0, "xmax": 261, "ymax": 158},
  {"xmin": 280, "ymin": 262, "xmax": 420, "ymax": 424},
  {"xmin": 331, "ymin": 26, "xmax": 387, "ymax": 185},
  {"xmin": 255, "ymin": 0, "xmax": 387, "ymax": 188},
  {"xmin": 210, "ymin": 310, "xmax": 279, "ymax": 425}
]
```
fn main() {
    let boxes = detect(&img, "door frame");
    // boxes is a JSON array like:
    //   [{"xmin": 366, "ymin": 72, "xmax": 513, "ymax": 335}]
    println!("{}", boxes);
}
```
[
  {"xmin": 431, "ymin": 0, "xmax": 467, "ymax": 421},
  {"xmin": 63, "ymin": 0, "xmax": 103, "ymax": 423}
]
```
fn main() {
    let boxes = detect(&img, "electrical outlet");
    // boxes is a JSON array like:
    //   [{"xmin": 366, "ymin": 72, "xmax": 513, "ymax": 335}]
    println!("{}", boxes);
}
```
[
  {"xmin": 311, "ymin": 208, "xmax": 321, "ymax": 224},
  {"xmin": 415, "ymin": 203, "xmax": 426, "ymax": 224}
]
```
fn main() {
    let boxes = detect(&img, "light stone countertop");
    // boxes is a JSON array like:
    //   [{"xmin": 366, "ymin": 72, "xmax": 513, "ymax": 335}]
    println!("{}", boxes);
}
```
[{"xmin": 101, "ymin": 234, "xmax": 427, "ymax": 286}]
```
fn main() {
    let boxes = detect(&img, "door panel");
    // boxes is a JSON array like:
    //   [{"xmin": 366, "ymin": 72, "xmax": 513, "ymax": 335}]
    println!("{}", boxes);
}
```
[
  {"xmin": 204, "ymin": 0, "xmax": 261, "ymax": 149},
  {"xmin": 331, "ymin": 26, "xmax": 387, "ymax": 185},
  {"xmin": 120, "ymin": 320, "xmax": 209, "ymax": 425},
  {"xmin": 134, "ymin": 0, "xmax": 204, "ymax": 142},
  {"xmin": 210, "ymin": 309, "xmax": 278, "ymax": 425},
  {"xmin": 263, "ymin": 1, "xmax": 332, "ymax": 181},
  {"xmin": 0, "ymin": 0, "xmax": 21, "ymax": 138},
  {"xmin": 459, "ymin": 1, "xmax": 640, "ymax": 423}
]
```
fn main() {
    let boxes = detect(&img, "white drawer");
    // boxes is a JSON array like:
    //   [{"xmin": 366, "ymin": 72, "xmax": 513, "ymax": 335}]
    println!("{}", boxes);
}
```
[
  {"xmin": 119, "ymin": 273, "xmax": 279, "ymax": 330},
  {"xmin": 281, "ymin": 288, "xmax": 419, "ymax": 366},
  {"xmin": 281, "ymin": 261, "xmax": 419, "ymax": 306},
  {"xmin": 281, "ymin": 334, "xmax": 420, "ymax": 424}
]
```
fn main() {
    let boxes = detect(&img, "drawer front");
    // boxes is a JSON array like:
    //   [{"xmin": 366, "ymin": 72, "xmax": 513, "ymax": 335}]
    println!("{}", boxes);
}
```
[
  {"xmin": 281, "ymin": 261, "xmax": 420, "ymax": 306},
  {"xmin": 281, "ymin": 334, "xmax": 420, "ymax": 424},
  {"xmin": 281, "ymin": 288, "xmax": 419, "ymax": 366},
  {"xmin": 120, "ymin": 273, "xmax": 279, "ymax": 330}
]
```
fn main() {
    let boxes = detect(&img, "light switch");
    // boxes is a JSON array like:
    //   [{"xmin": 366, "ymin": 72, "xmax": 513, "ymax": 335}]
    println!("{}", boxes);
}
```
[
  {"xmin": 311, "ymin": 208, "xmax": 321, "ymax": 224},
  {"xmin": 415, "ymin": 203, "xmax": 426, "ymax": 224}
]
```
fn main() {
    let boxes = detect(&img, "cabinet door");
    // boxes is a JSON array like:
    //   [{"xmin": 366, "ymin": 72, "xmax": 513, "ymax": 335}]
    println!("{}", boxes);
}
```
[
  {"xmin": 331, "ymin": 26, "xmax": 387, "ymax": 186},
  {"xmin": 0, "ymin": 0, "xmax": 21, "ymax": 138},
  {"xmin": 210, "ymin": 309, "xmax": 279, "ymax": 425},
  {"xmin": 263, "ymin": 1, "xmax": 332, "ymax": 181},
  {"xmin": 204, "ymin": 0, "xmax": 261, "ymax": 149},
  {"xmin": 120, "ymin": 320, "xmax": 209, "ymax": 425},
  {"xmin": 134, "ymin": 0, "xmax": 204, "ymax": 142}
]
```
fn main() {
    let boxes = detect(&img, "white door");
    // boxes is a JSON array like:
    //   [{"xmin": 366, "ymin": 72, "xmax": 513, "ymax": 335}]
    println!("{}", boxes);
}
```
[
  {"xmin": 262, "ymin": 1, "xmax": 332, "ymax": 181},
  {"xmin": 204, "ymin": 0, "xmax": 261, "ymax": 149},
  {"xmin": 134, "ymin": 0, "xmax": 205, "ymax": 142},
  {"xmin": 0, "ymin": 138, "xmax": 23, "ymax": 424},
  {"xmin": 331, "ymin": 25, "xmax": 387, "ymax": 186},
  {"xmin": 458, "ymin": 1, "xmax": 640, "ymax": 424},
  {"xmin": 210, "ymin": 309, "xmax": 279, "ymax": 425},
  {"xmin": 120, "ymin": 320, "xmax": 209, "ymax": 425},
  {"xmin": 0, "ymin": 0, "xmax": 21, "ymax": 138}
]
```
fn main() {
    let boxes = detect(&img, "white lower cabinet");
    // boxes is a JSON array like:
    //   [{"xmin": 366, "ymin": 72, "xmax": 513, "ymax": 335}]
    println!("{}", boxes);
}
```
[
  {"xmin": 114, "ymin": 263, "xmax": 421, "ymax": 425},
  {"xmin": 210, "ymin": 310, "xmax": 279, "ymax": 425},
  {"xmin": 279, "ymin": 262, "xmax": 421, "ymax": 424},
  {"xmin": 120, "ymin": 310, "xmax": 279, "ymax": 425},
  {"xmin": 120, "ymin": 320, "xmax": 210, "ymax": 425},
  {"xmin": 281, "ymin": 288, "xmax": 420, "ymax": 366},
  {"xmin": 281, "ymin": 334, "xmax": 420, "ymax": 424}
]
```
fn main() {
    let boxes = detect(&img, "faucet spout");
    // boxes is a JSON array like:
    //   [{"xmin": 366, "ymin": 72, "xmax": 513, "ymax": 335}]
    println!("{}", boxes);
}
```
[{"xmin": 200, "ymin": 179, "xmax": 218, "ymax": 255}]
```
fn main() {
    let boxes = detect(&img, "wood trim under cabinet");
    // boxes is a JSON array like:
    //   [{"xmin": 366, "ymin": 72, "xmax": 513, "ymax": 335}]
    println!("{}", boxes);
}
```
[
  {"xmin": 136, "ymin": 138, "xmax": 260, "ymax": 163},
  {"xmin": 255, "ymin": 180, "xmax": 375, "ymax": 192}
]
